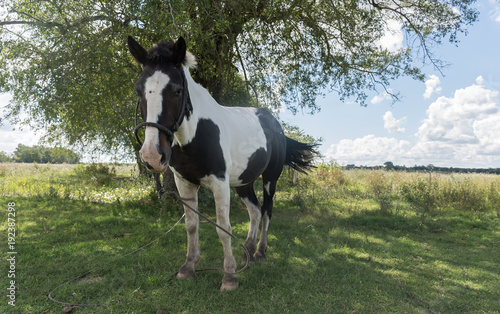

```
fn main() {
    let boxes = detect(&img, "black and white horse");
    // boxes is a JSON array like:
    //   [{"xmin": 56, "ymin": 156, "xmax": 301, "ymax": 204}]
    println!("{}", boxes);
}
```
[{"xmin": 128, "ymin": 36, "xmax": 317, "ymax": 291}]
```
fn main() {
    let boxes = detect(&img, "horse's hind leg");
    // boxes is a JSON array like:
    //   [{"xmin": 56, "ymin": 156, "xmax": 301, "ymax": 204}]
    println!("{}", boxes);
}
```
[
  {"xmin": 235, "ymin": 183, "xmax": 261, "ymax": 264},
  {"xmin": 256, "ymin": 179, "xmax": 277, "ymax": 261}
]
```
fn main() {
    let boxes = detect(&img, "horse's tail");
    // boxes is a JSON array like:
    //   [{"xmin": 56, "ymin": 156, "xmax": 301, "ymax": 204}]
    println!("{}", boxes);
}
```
[{"xmin": 284, "ymin": 136, "xmax": 318, "ymax": 173}]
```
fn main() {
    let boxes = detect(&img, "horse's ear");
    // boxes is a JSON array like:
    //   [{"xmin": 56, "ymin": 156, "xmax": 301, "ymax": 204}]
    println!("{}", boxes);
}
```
[
  {"xmin": 172, "ymin": 36, "xmax": 187, "ymax": 65},
  {"xmin": 128, "ymin": 36, "xmax": 147, "ymax": 65}
]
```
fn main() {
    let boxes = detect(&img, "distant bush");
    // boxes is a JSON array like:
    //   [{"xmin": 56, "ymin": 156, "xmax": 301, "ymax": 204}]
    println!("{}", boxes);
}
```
[
  {"xmin": 73, "ymin": 163, "xmax": 116, "ymax": 186},
  {"xmin": 366, "ymin": 170, "xmax": 395, "ymax": 214},
  {"xmin": 11, "ymin": 144, "xmax": 80, "ymax": 164},
  {"xmin": 317, "ymin": 161, "xmax": 349, "ymax": 187},
  {"xmin": 400, "ymin": 176, "xmax": 438, "ymax": 212}
]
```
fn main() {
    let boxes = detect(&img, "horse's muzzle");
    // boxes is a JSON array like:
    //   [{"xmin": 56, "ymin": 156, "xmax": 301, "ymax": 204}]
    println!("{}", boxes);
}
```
[{"xmin": 139, "ymin": 142, "xmax": 170, "ymax": 173}]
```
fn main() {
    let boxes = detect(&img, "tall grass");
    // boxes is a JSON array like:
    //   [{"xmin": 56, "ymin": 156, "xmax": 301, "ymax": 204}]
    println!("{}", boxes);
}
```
[
  {"xmin": 278, "ymin": 163, "xmax": 500, "ymax": 215},
  {"xmin": 2, "ymin": 163, "xmax": 499, "ymax": 214},
  {"xmin": 0, "ymin": 163, "xmax": 153, "ymax": 203}
]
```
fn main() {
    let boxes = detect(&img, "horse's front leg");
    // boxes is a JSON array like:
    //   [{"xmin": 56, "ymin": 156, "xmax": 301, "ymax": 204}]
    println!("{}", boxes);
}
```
[
  {"xmin": 211, "ymin": 179, "xmax": 238, "ymax": 291},
  {"xmin": 175, "ymin": 176, "xmax": 200, "ymax": 279}
]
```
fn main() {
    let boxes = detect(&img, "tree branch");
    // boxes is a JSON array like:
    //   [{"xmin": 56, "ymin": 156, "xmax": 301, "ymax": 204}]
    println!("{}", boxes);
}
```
[
  {"xmin": 0, "ymin": 20, "xmax": 63, "ymax": 28},
  {"xmin": 1, "ymin": 14, "xmax": 114, "ymax": 35},
  {"xmin": 370, "ymin": 0, "xmax": 443, "ymax": 74}
]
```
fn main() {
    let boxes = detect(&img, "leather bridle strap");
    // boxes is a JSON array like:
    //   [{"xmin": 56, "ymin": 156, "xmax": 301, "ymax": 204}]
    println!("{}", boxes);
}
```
[{"xmin": 134, "ymin": 68, "xmax": 190, "ymax": 147}]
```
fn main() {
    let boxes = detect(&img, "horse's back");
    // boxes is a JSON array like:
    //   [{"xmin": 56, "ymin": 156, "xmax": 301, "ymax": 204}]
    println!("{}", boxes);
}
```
[{"xmin": 215, "ymin": 107, "xmax": 285, "ymax": 187}]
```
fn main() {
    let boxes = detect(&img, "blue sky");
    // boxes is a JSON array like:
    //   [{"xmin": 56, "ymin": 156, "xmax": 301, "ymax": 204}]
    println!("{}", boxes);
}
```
[
  {"xmin": 281, "ymin": 0, "xmax": 500, "ymax": 167},
  {"xmin": 2, "ymin": 0, "xmax": 500, "ymax": 167}
]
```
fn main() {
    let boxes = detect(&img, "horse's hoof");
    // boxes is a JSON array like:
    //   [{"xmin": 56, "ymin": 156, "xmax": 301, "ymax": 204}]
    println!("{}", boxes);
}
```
[
  {"xmin": 220, "ymin": 275, "xmax": 238, "ymax": 291},
  {"xmin": 254, "ymin": 252, "xmax": 266, "ymax": 262},
  {"xmin": 242, "ymin": 253, "xmax": 255, "ymax": 265},
  {"xmin": 176, "ymin": 270, "xmax": 195, "ymax": 279},
  {"xmin": 177, "ymin": 265, "xmax": 195, "ymax": 279}
]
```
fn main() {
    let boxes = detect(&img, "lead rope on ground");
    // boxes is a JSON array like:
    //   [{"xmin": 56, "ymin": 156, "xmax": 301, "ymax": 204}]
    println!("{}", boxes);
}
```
[
  {"xmin": 47, "ymin": 212, "xmax": 186, "ymax": 309},
  {"xmin": 48, "ymin": 183, "xmax": 250, "ymax": 309}
]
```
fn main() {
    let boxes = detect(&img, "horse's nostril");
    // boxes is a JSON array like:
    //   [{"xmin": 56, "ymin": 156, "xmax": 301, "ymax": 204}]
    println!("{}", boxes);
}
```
[
  {"xmin": 161, "ymin": 153, "xmax": 168, "ymax": 165},
  {"xmin": 157, "ymin": 144, "xmax": 168, "ymax": 165}
]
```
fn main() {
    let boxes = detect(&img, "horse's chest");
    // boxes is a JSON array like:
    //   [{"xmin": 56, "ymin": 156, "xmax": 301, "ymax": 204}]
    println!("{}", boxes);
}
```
[{"xmin": 170, "ymin": 119, "xmax": 226, "ymax": 185}]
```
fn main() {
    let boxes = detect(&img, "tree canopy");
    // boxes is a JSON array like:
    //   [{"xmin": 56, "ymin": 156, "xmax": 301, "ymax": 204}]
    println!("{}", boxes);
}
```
[
  {"xmin": 0, "ymin": 0, "xmax": 478, "ymax": 160},
  {"xmin": 5, "ymin": 144, "xmax": 81, "ymax": 163}
]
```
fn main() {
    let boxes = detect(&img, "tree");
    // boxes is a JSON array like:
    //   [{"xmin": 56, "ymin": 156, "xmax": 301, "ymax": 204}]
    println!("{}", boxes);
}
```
[
  {"xmin": 49, "ymin": 146, "xmax": 80, "ymax": 164},
  {"xmin": 0, "ymin": 151, "xmax": 12, "ymax": 162},
  {"xmin": 12, "ymin": 144, "xmax": 80, "ymax": 163},
  {"xmin": 282, "ymin": 122, "xmax": 322, "ymax": 146},
  {"xmin": 384, "ymin": 161, "xmax": 394, "ymax": 170},
  {"xmin": 13, "ymin": 145, "xmax": 46, "ymax": 163},
  {"xmin": 0, "ymin": 0, "xmax": 478, "ymax": 163}
]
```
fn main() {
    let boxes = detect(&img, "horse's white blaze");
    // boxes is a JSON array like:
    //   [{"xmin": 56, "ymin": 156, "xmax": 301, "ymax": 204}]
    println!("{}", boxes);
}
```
[
  {"xmin": 140, "ymin": 71, "xmax": 170, "ymax": 170},
  {"xmin": 145, "ymin": 71, "xmax": 170, "ymax": 119}
]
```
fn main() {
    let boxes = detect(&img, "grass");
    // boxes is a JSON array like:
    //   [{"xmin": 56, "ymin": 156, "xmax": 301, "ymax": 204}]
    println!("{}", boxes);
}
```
[{"xmin": 1, "ymin": 163, "xmax": 499, "ymax": 313}]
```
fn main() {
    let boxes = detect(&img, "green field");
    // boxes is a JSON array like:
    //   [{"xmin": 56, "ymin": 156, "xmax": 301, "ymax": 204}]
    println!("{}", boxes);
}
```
[{"xmin": 1, "ymin": 163, "xmax": 499, "ymax": 313}]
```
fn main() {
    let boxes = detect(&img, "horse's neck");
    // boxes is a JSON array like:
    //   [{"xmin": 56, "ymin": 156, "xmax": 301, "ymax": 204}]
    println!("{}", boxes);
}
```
[{"xmin": 173, "ymin": 67, "xmax": 220, "ymax": 146}]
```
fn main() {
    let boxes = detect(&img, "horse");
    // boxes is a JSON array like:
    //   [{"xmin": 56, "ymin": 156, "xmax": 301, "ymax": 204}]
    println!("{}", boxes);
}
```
[{"xmin": 127, "ymin": 36, "xmax": 317, "ymax": 291}]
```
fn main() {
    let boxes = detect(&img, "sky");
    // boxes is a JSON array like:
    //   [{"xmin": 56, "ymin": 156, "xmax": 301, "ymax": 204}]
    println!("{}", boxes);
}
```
[
  {"xmin": 281, "ymin": 0, "xmax": 500, "ymax": 168},
  {"xmin": 1, "ymin": 1, "xmax": 500, "ymax": 167}
]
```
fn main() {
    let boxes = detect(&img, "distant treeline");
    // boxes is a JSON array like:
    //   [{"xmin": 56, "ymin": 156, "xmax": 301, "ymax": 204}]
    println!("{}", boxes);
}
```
[
  {"xmin": 0, "ymin": 144, "xmax": 80, "ymax": 164},
  {"xmin": 343, "ymin": 162, "xmax": 500, "ymax": 175}
]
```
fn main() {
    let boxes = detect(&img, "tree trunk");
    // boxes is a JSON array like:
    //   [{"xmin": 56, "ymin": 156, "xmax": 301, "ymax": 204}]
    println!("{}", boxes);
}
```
[
  {"xmin": 132, "ymin": 142, "xmax": 149, "ymax": 176},
  {"xmin": 161, "ymin": 167, "xmax": 176, "ymax": 191},
  {"xmin": 292, "ymin": 170, "xmax": 300, "ymax": 186}
]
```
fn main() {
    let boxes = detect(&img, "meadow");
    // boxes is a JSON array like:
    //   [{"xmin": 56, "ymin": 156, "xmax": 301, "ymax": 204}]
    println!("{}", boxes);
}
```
[{"xmin": 0, "ymin": 162, "xmax": 499, "ymax": 313}]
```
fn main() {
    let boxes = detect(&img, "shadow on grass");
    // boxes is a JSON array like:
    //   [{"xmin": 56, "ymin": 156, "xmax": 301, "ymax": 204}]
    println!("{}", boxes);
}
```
[
  {"xmin": 1, "ymin": 195, "xmax": 499, "ymax": 313},
  {"xmin": 268, "ymin": 197, "xmax": 500, "ymax": 312},
  {"xmin": 0, "ymin": 195, "xmax": 190, "ymax": 311}
]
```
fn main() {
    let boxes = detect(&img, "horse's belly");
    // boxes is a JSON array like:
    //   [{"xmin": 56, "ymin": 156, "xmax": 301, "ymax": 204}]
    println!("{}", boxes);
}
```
[{"xmin": 228, "ymin": 146, "xmax": 269, "ymax": 187}]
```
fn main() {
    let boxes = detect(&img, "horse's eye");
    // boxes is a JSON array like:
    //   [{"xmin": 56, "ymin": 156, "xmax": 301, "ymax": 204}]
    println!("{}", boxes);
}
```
[{"xmin": 175, "ymin": 88, "xmax": 182, "ymax": 96}]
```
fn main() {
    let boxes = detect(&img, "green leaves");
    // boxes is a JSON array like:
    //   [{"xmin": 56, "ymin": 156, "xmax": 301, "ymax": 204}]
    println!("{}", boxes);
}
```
[{"xmin": 0, "ymin": 0, "xmax": 478, "ymax": 158}]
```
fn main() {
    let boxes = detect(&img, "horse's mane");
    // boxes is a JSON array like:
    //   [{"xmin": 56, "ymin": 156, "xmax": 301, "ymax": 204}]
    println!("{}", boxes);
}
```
[
  {"xmin": 147, "ymin": 42, "xmax": 197, "ymax": 69},
  {"xmin": 147, "ymin": 42, "xmax": 176, "ymax": 64}
]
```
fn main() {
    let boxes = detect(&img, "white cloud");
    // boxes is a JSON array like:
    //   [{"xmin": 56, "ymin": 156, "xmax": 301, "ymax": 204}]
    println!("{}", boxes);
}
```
[
  {"xmin": 416, "ymin": 79, "xmax": 498, "ymax": 143},
  {"xmin": 383, "ymin": 111, "xmax": 406, "ymax": 133},
  {"xmin": 489, "ymin": 2, "xmax": 500, "ymax": 23},
  {"xmin": 472, "ymin": 114, "xmax": 500, "ymax": 154},
  {"xmin": 423, "ymin": 75, "xmax": 442, "ymax": 99},
  {"xmin": 326, "ymin": 135, "xmax": 411, "ymax": 166},
  {"xmin": 326, "ymin": 78, "xmax": 500, "ymax": 167},
  {"xmin": 0, "ymin": 93, "xmax": 43, "ymax": 153},
  {"xmin": 371, "ymin": 92, "xmax": 391, "ymax": 105},
  {"xmin": 0, "ymin": 127, "xmax": 42, "ymax": 153},
  {"xmin": 377, "ymin": 20, "xmax": 404, "ymax": 52},
  {"xmin": 411, "ymin": 78, "xmax": 500, "ymax": 165}
]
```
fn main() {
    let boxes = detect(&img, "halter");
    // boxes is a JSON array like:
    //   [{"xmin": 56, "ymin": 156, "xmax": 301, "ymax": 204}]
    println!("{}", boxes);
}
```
[{"xmin": 134, "ymin": 68, "xmax": 191, "ymax": 146}]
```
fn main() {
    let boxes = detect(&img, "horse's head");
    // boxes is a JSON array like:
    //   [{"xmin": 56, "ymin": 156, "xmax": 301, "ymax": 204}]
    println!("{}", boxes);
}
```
[{"xmin": 128, "ymin": 36, "xmax": 196, "ymax": 173}]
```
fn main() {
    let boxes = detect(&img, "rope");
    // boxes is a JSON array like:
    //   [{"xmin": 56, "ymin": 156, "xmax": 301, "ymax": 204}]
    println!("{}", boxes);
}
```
[
  {"xmin": 161, "ymin": 189, "xmax": 250, "ymax": 275},
  {"xmin": 48, "ymin": 213, "xmax": 186, "ymax": 308},
  {"xmin": 48, "ymin": 189, "xmax": 250, "ymax": 309}
]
